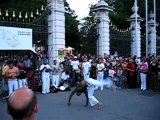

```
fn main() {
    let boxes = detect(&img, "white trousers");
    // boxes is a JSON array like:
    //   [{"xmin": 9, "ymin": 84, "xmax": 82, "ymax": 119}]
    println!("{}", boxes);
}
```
[
  {"xmin": 52, "ymin": 74, "xmax": 59, "ymax": 88},
  {"xmin": 97, "ymin": 74, "xmax": 104, "ymax": 91},
  {"xmin": 42, "ymin": 74, "xmax": 50, "ymax": 94},
  {"xmin": 8, "ymin": 79, "xmax": 18, "ymax": 96},
  {"xmin": 18, "ymin": 78, "xmax": 28, "ymax": 88},
  {"xmin": 86, "ymin": 78, "xmax": 101, "ymax": 106},
  {"xmin": 140, "ymin": 73, "xmax": 147, "ymax": 90},
  {"xmin": 83, "ymin": 74, "xmax": 89, "ymax": 81}
]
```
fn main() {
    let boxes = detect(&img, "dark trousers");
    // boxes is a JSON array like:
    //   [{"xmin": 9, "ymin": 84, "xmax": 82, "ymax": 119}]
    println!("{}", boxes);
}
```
[
  {"xmin": 71, "ymin": 71, "xmax": 80, "ymax": 87},
  {"xmin": 128, "ymin": 76, "xmax": 134, "ymax": 89}
]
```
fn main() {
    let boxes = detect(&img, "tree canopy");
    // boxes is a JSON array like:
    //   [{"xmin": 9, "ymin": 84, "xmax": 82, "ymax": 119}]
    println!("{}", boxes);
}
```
[{"xmin": 0, "ymin": 0, "xmax": 159, "ymax": 55}]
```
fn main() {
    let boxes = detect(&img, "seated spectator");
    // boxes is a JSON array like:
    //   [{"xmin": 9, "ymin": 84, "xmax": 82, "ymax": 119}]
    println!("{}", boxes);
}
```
[
  {"xmin": 60, "ymin": 71, "xmax": 70, "ymax": 84},
  {"xmin": 7, "ymin": 88, "xmax": 38, "ymax": 120},
  {"xmin": 59, "ymin": 71, "xmax": 70, "ymax": 91}
]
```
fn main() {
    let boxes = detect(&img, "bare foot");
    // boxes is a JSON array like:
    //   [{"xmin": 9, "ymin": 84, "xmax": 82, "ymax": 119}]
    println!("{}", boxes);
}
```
[
  {"xmin": 84, "ymin": 104, "xmax": 88, "ymax": 107},
  {"xmin": 97, "ymin": 102, "xmax": 102, "ymax": 109},
  {"xmin": 113, "ymin": 86, "xmax": 117, "ymax": 92}
]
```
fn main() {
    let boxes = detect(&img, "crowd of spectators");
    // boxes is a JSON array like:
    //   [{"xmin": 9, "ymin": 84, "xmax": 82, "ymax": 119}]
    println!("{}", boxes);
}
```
[{"xmin": 0, "ymin": 52, "xmax": 160, "ymax": 100}]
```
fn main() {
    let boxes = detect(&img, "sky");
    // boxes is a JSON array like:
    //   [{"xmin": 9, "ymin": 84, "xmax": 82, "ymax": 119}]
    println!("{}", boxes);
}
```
[{"xmin": 66, "ymin": 0, "xmax": 99, "ymax": 20}]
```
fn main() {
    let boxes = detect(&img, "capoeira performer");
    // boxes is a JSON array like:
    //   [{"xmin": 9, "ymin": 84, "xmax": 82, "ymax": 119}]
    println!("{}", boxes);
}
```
[
  {"xmin": 51, "ymin": 60, "xmax": 60, "ymax": 88},
  {"xmin": 96, "ymin": 58, "xmax": 105, "ymax": 91},
  {"xmin": 85, "ymin": 77, "xmax": 103, "ymax": 109},
  {"xmin": 40, "ymin": 59, "xmax": 52, "ymax": 94},
  {"xmin": 68, "ymin": 80, "xmax": 88, "ymax": 106},
  {"xmin": 82, "ymin": 58, "xmax": 91, "ymax": 81},
  {"xmin": 68, "ymin": 77, "xmax": 115, "ymax": 109}
]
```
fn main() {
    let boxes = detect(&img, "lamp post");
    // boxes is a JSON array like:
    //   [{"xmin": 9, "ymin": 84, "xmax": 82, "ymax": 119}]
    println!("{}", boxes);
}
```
[
  {"xmin": 145, "ymin": 0, "xmax": 148, "ymax": 57},
  {"xmin": 135, "ymin": 0, "xmax": 138, "ymax": 57},
  {"xmin": 153, "ymin": 0, "xmax": 156, "ymax": 55}
]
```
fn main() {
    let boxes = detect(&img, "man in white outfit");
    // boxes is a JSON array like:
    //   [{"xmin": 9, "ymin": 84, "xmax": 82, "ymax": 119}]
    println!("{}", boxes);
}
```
[
  {"xmin": 96, "ymin": 58, "xmax": 105, "ymax": 91},
  {"xmin": 82, "ymin": 58, "xmax": 91, "ymax": 81},
  {"xmin": 51, "ymin": 60, "xmax": 60, "ymax": 88},
  {"xmin": 40, "ymin": 59, "xmax": 52, "ymax": 94},
  {"xmin": 70, "ymin": 56, "xmax": 80, "ymax": 86}
]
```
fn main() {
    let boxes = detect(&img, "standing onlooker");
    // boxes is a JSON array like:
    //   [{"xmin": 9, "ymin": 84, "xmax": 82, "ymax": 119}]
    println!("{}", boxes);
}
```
[
  {"xmin": 139, "ymin": 59, "xmax": 148, "ymax": 90},
  {"xmin": 96, "ymin": 58, "xmax": 105, "ymax": 91},
  {"xmin": 6, "ymin": 60, "xmax": 19, "ymax": 96},
  {"xmin": 23, "ymin": 55, "xmax": 32, "ymax": 71},
  {"xmin": 70, "ymin": 56, "xmax": 80, "ymax": 86},
  {"xmin": 117, "ymin": 66, "xmax": 123, "ymax": 88},
  {"xmin": 82, "ymin": 58, "xmax": 91, "ymax": 81},
  {"xmin": 7, "ymin": 88, "xmax": 38, "ymax": 120},
  {"xmin": 149, "ymin": 58, "xmax": 158, "ymax": 91},
  {"xmin": 121, "ymin": 60, "xmax": 128, "ymax": 87},
  {"xmin": 157, "ymin": 59, "xmax": 160, "ymax": 91},
  {"xmin": 51, "ymin": 60, "xmax": 60, "ymax": 88},
  {"xmin": 1, "ymin": 60, "xmax": 9, "ymax": 98},
  {"xmin": 126, "ymin": 58, "xmax": 136, "ymax": 89},
  {"xmin": 40, "ymin": 59, "xmax": 52, "ymax": 94},
  {"xmin": 17, "ymin": 61, "xmax": 28, "ymax": 88}
]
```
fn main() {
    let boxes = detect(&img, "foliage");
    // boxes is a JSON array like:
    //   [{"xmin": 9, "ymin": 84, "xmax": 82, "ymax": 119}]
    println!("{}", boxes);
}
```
[
  {"xmin": 64, "ymin": 0, "xmax": 81, "ymax": 51},
  {"xmin": 0, "ymin": 0, "xmax": 46, "ymax": 15},
  {"xmin": 79, "ymin": 11, "xmax": 98, "ymax": 55}
]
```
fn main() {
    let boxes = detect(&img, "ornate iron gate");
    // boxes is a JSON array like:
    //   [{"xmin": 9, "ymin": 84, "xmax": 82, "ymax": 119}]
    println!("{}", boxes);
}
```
[
  {"xmin": 0, "ymin": 6, "xmax": 49, "ymax": 70},
  {"xmin": 110, "ymin": 26, "xmax": 132, "ymax": 57}
]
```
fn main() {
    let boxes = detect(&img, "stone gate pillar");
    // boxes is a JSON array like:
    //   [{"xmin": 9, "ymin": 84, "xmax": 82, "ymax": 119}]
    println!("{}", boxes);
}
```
[
  {"xmin": 48, "ymin": 0, "xmax": 65, "ymax": 64},
  {"xmin": 91, "ymin": 0, "xmax": 113, "ymax": 56},
  {"xmin": 128, "ymin": 2, "xmax": 143, "ymax": 57},
  {"xmin": 148, "ymin": 11, "xmax": 157, "ymax": 54}
]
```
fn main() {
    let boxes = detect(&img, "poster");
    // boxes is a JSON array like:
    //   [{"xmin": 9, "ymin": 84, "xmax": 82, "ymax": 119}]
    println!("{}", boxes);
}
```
[{"xmin": 0, "ymin": 26, "xmax": 33, "ymax": 50}]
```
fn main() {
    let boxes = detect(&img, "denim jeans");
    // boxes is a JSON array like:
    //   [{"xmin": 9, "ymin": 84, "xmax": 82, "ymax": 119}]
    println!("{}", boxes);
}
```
[{"xmin": 117, "ymin": 76, "xmax": 122, "ymax": 88}]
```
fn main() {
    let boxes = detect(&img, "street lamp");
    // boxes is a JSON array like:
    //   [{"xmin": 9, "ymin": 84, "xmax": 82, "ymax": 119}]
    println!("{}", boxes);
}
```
[
  {"xmin": 154, "ymin": 0, "xmax": 156, "ymax": 55},
  {"xmin": 145, "ymin": 0, "xmax": 148, "ymax": 57}
]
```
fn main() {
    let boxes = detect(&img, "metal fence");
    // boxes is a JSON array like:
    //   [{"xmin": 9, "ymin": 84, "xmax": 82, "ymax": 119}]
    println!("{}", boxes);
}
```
[
  {"xmin": 110, "ymin": 27, "xmax": 131, "ymax": 57},
  {"xmin": 0, "ymin": 6, "xmax": 49, "ymax": 81}
]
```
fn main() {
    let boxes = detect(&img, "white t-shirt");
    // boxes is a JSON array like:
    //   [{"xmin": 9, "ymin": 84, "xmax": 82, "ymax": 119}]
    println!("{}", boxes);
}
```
[
  {"xmin": 61, "ymin": 72, "xmax": 70, "ymax": 80},
  {"xmin": 40, "ymin": 64, "xmax": 52, "ymax": 75},
  {"xmin": 52, "ymin": 64, "xmax": 59, "ymax": 75},
  {"xmin": 82, "ymin": 61, "xmax": 91, "ymax": 75},
  {"xmin": 108, "ymin": 69, "xmax": 116, "ymax": 77},
  {"xmin": 71, "ymin": 60, "xmax": 79, "ymax": 70},
  {"xmin": 97, "ymin": 63, "xmax": 105, "ymax": 75}
]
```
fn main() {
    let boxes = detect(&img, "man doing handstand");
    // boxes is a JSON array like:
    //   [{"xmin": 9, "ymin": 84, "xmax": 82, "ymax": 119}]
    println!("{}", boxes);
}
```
[{"xmin": 68, "ymin": 80, "xmax": 88, "ymax": 107}]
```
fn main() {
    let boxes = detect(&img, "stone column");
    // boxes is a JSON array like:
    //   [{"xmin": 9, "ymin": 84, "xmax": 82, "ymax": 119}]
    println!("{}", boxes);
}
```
[
  {"xmin": 91, "ymin": 0, "xmax": 113, "ymax": 56},
  {"xmin": 128, "ymin": 2, "xmax": 143, "ymax": 57},
  {"xmin": 48, "ymin": 0, "xmax": 65, "ymax": 64},
  {"xmin": 148, "ymin": 11, "xmax": 156, "ymax": 54}
]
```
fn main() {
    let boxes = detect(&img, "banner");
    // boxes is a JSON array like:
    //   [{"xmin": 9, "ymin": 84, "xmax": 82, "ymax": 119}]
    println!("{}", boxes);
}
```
[{"xmin": 0, "ymin": 26, "xmax": 33, "ymax": 50}]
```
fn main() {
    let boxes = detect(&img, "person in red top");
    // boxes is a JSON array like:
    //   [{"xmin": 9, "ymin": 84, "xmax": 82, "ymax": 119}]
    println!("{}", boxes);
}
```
[
  {"xmin": 17, "ymin": 61, "xmax": 28, "ymax": 88},
  {"xmin": 126, "ymin": 58, "xmax": 136, "ymax": 89}
]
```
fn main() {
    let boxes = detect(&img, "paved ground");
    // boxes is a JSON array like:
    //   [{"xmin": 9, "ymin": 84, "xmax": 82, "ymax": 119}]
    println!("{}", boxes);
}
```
[{"xmin": 0, "ymin": 87, "xmax": 160, "ymax": 120}]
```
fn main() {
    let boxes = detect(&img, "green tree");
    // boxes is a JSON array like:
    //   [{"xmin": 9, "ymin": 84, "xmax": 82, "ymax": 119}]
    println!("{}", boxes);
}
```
[
  {"xmin": 79, "ymin": 11, "xmax": 98, "ymax": 55},
  {"xmin": 64, "ymin": 0, "xmax": 81, "ymax": 51}
]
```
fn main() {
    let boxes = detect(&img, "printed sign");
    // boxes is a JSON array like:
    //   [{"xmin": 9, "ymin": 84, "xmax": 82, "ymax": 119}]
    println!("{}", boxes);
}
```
[{"xmin": 0, "ymin": 26, "xmax": 33, "ymax": 50}]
